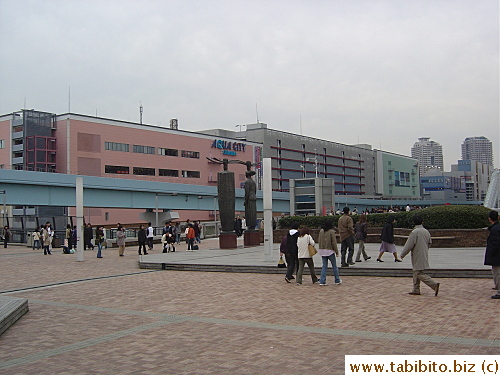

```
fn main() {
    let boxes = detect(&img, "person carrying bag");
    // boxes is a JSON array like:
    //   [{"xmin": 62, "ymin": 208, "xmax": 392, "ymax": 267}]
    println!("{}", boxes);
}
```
[{"xmin": 295, "ymin": 227, "xmax": 319, "ymax": 285}]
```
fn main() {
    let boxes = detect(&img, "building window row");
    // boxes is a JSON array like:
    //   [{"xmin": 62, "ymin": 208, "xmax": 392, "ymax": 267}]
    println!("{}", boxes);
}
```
[
  {"xmin": 133, "ymin": 167, "xmax": 155, "ymax": 175},
  {"xmin": 159, "ymin": 168, "xmax": 179, "ymax": 177},
  {"xmin": 105, "ymin": 165, "xmax": 129, "ymax": 174},
  {"xmin": 181, "ymin": 150, "xmax": 200, "ymax": 159},
  {"xmin": 158, "ymin": 148, "xmax": 179, "ymax": 157},
  {"xmin": 0, "ymin": 139, "xmax": 4, "ymax": 149},
  {"xmin": 133, "ymin": 145, "xmax": 155, "ymax": 154},
  {"xmin": 105, "ymin": 165, "xmax": 199, "ymax": 178},
  {"xmin": 105, "ymin": 143, "xmax": 199, "ymax": 160},
  {"xmin": 105, "ymin": 142, "xmax": 129, "ymax": 152},
  {"xmin": 182, "ymin": 170, "xmax": 200, "ymax": 178}
]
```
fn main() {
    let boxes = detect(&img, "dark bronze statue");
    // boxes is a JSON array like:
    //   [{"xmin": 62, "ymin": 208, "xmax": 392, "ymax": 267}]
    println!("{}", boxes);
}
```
[
  {"xmin": 244, "ymin": 170, "xmax": 257, "ymax": 230},
  {"xmin": 206, "ymin": 157, "xmax": 258, "ymax": 232}
]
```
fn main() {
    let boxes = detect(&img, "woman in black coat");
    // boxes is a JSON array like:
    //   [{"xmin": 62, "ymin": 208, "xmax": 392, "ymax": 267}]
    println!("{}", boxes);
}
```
[
  {"xmin": 376, "ymin": 215, "xmax": 402, "ymax": 262},
  {"xmin": 138, "ymin": 225, "xmax": 148, "ymax": 255}
]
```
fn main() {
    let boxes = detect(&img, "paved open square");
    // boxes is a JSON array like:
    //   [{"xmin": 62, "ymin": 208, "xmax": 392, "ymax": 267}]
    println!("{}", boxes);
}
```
[{"xmin": 0, "ymin": 240, "xmax": 498, "ymax": 374}]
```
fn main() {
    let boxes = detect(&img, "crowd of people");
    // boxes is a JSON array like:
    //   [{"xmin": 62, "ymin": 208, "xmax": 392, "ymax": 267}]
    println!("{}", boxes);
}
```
[
  {"xmin": 24, "ymin": 219, "xmax": 204, "ymax": 257},
  {"xmin": 333, "ymin": 205, "xmax": 424, "ymax": 215},
  {"xmin": 280, "ymin": 206, "xmax": 500, "ymax": 299},
  {"xmin": 4, "ymin": 208, "xmax": 499, "ymax": 300}
]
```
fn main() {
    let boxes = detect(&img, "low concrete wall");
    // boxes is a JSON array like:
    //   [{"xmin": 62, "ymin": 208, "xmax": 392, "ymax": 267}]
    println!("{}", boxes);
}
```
[{"xmin": 271, "ymin": 227, "xmax": 489, "ymax": 248}]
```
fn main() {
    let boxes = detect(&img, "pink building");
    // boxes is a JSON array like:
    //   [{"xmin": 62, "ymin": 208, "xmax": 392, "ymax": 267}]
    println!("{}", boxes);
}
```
[{"xmin": 0, "ymin": 110, "xmax": 262, "ymax": 225}]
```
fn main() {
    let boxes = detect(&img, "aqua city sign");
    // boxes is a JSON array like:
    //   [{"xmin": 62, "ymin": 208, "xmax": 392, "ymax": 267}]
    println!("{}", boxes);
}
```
[{"xmin": 211, "ymin": 139, "xmax": 246, "ymax": 156}]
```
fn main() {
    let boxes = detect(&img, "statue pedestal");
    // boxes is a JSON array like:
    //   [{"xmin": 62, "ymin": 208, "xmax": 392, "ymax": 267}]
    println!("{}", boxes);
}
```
[
  {"xmin": 219, "ymin": 232, "xmax": 237, "ymax": 249},
  {"xmin": 244, "ymin": 230, "xmax": 261, "ymax": 247}
]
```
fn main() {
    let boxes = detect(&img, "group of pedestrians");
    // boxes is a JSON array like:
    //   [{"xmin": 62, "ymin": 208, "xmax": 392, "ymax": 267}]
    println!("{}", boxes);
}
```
[
  {"xmin": 280, "ymin": 207, "xmax": 500, "ymax": 299},
  {"xmin": 234, "ymin": 216, "xmax": 246, "ymax": 237},
  {"xmin": 30, "ymin": 222, "xmax": 55, "ymax": 255}
]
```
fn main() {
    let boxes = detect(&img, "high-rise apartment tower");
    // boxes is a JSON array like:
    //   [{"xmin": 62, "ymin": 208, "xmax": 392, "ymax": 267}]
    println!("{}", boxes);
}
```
[
  {"xmin": 461, "ymin": 136, "xmax": 493, "ymax": 167},
  {"xmin": 411, "ymin": 137, "xmax": 444, "ymax": 176}
]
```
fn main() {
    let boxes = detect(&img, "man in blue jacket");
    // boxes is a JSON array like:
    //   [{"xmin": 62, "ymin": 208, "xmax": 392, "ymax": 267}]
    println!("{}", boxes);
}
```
[{"xmin": 485, "ymin": 210, "xmax": 500, "ymax": 299}]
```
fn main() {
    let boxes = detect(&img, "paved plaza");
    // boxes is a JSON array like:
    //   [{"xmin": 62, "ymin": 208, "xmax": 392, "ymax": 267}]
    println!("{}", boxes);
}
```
[{"xmin": 0, "ymin": 238, "xmax": 498, "ymax": 374}]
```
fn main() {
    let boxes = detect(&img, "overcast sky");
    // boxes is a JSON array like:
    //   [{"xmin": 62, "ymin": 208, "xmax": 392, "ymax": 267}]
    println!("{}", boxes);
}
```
[{"xmin": 1, "ymin": 0, "xmax": 498, "ymax": 169}]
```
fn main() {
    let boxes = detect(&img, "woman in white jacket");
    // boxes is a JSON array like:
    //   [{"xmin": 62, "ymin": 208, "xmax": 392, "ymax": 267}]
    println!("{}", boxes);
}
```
[{"xmin": 296, "ymin": 227, "xmax": 319, "ymax": 285}]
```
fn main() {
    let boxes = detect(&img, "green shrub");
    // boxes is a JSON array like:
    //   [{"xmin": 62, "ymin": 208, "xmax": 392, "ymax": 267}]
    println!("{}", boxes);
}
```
[{"xmin": 278, "ymin": 205, "xmax": 492, "ymax": 230}]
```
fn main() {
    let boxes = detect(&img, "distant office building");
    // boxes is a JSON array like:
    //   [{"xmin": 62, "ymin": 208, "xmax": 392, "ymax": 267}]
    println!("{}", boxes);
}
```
[
  {"xmin": 421, "ymin": 160, "xmax": 493, "ymax": 201},
  {"xmin": 461, "ymin": 136, "xmax": 493, "ymax": 166},
  {"xmin": 202, "ymin": 123, "xmax": 420, "ymax": 199},
  {"xmin": 411, "ymin": 137, "xmax": 444, "ymax": 176}
]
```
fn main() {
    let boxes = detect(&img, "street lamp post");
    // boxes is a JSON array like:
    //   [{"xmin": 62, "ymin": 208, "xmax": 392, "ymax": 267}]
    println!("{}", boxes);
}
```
[{"xmin": 0, "ymin": 190, "xmax": 6, "ymax": 227}]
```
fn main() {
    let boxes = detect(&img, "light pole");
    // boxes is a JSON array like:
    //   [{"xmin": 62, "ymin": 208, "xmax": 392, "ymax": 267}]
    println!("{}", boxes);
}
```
[
  {"xmin": 0, "ymin": 190, "xmax": 6, "ymax": 227},
  {"xmin": 155, "ymin": 193, "xmax": 176, "ymax": 229},
  {"xmin": 306, "ymin": 149, "xmax": 318, "ymax": 178}
]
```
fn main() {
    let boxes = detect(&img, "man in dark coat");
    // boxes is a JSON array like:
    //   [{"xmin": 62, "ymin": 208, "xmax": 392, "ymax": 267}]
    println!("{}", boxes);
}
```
[
  {"xmin": 485, "ymin": 210, "xmax": 500, "ymax": 299},
  {"xmin": 285, "ymin": 222, "xmax": 300, "ymax": 283},
  {"xmin": 84, "ymin": 223, "xmax": 94, "ymax": 250}
]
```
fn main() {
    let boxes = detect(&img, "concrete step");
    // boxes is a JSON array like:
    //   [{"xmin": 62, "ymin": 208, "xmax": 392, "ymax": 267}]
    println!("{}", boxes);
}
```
[
  {"xmin": 139, "ymin": 262, "xmax": 492, "ymax": 278},
  {"xmin": 0, "ymin": 296, "xmax": 29, "ymax": 336}
]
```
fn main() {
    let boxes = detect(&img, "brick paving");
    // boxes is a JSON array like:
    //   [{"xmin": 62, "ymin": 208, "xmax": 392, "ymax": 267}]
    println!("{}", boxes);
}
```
[{"xmin": 0, "ymin": 242, "xmax": 498, "ymax": 374}]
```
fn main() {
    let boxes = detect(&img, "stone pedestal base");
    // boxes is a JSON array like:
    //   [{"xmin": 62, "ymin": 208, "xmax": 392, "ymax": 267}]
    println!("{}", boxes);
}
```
[
  {"xmin": 244, "ymin": 230, "xmax": 261, "ymax": 247},
  {"xmin": 219, "ymin": 233, "xmax": 237, "ymax": 249}
]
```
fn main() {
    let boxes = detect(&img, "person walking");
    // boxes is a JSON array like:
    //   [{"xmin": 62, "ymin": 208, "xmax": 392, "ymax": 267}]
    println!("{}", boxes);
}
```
[
  {"xmin": 2, "ymin": 225, "xmax": 12, "ymax": 248},
  {"xmin": 484, "ymin": 210, "xmax": 500, "ymax": 299},
  {"xmin": 338, "ymin": 207, "xmax": 355, "ymax": 267},
  {"xmin": 95, "ymin": 226, "xmax": 105, "ymax": 258},
  {"xmin": 318, "ymin": 220, "xmax": 342, "ymax": 286},
  {"xmin": 63, "ymin": 224, "xmax": 72, "ymax": 254},
  {"xmin": 137, "ymin": 224, "xmax": 148, "ymax": 255},
  {"xmin": 234, "ymin": 217, "xmax": 241, "ymax": 237},
  {"xmin": 174, "ymin": 222, "xmax": 181, "ymax": 244},
  {"xmin": 185, "ymin": 223, "xmax": 195, "ymax": 251},
  {"xmin": 377, "ymin": 215, "xmax": 402, "ymax": 262},
  {"xmin": 32, "ymin": 227, "xmax": 41, "ymax": 250},
  {"xmin": 84, "ymin": 223, "xmax": 94, "ymax": 250},
  {"xmin": 146, "ymin": 222, "xmax": 154, "ymax": 251},
  {"xmin": 284, "ymin": 222, "xmax": 300, "ymax": 283},
  {"xmin": 65, "ymin": 224, "xmax": 73, "ymax": 251},
  {"xmin": 296, "ymin": 227, "xmax": 319, "ymax": 285},
  {"xmin": 194, "ymin": 221, "xmax": 202, "ymax": 243},
  {"xmin": 400, "ymin": 215, "xmax": 440, "ymax": 296},
  {"xmin": 116, "ymin": 225, "xmax": 126, "ymax": 256},
  {"xmin": 279, "ymin": 234, "xmax": 289, "ymax": 269},
  {"xmin": 72, "ymin": 225, "xmax": 78, "ymax": 250},
  {"xmin": 41, "ymin": 222, "xmax": 53, "ymax": 255},
  {"xmin": 355, "ymin": 214, "xmax": 371, "ymax": 262}
]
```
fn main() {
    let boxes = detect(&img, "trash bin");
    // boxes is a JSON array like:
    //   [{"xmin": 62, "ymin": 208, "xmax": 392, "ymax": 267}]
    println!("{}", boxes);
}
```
[
  {"xmin": 26, "ymin": 232, "xmax": 33, "ymax": 248},
  {"xmin": 52, "ymin": 237, "xmax": 61, "ymax": 248}
]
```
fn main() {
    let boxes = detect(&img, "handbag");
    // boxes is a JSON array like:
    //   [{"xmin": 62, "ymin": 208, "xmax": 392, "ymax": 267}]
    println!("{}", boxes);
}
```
[
  {"xmin": 278, "ymin": 255, "xmax": 286, "ymax": 268},
  {"xmin": 307, "ymin": 236, "xmax": 317, "ymax": 257}
]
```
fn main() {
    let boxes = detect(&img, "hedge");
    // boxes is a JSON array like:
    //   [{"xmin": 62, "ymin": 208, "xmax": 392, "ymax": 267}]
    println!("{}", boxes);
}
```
[{"xmin": 278, "ymin": 205, "xmax": 493, "ymax": 230}]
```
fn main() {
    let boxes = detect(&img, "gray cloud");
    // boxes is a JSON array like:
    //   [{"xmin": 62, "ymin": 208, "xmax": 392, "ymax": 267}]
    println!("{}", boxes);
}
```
[{"xmin": 0, "ymin": 0, "xmax": 498, "ymax": 168}]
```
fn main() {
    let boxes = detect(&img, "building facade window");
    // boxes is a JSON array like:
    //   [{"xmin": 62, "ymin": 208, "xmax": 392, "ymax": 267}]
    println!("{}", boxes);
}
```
[
  {"xmin": 133, "ymin": 145, "xmax": 155, "ymax": 154},
  {"xmin": 181, "ymin": 150, "xmax": 200, "ymax": 159},
  {"xmin": 159, "ymin": 168, "xmax": 179, "ymax": 177},
  {"xmin": 105, "ymin": 142, "xmax": 129, "ymax": 152},
  {"xmin": 0, "ymin": 139, "xmax": 4, "ymax": 148},
  {"xmin": 182, "ymin": 170, "xmax": 200, "ymax": 178},
  {"xmin": 132, "ymin": 145, "xmax": 155, "ymax": 155},
  {"xmin": 133, "ymin": 167, "xmax": 155, "ymax": 176},
  {"xmin": 105, "ymin": 165, "xmax": 129, "ymax": 174},
  {"xmin": 158, "ymin": 148, "xmax": 178, "ymax": 157}
]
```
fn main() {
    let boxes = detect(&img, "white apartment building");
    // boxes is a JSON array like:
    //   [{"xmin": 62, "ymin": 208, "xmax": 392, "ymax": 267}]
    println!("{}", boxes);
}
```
[
  {"xmin": 461, "ymin": 136, "xmax": 494, "ymax": 167},
  {"xmin": 411, "ymin": 137, "xmax": 444, "ymax": 176}
]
